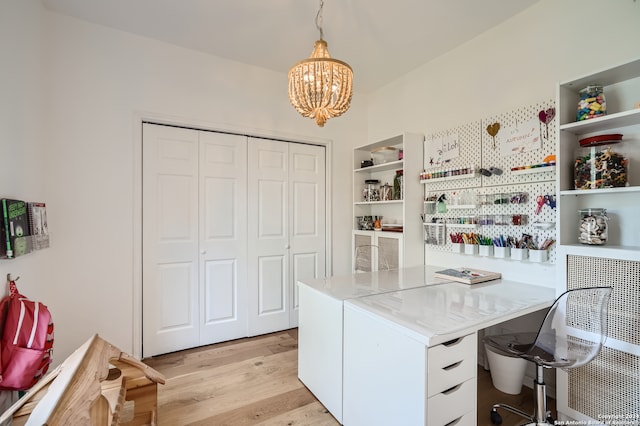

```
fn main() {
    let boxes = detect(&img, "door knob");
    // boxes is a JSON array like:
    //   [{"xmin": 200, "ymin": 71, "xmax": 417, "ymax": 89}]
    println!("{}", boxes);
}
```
[
  {"xmin": 200, "ymin": 250, "xmax": 207, "ymax": 255},
  {"xmin": 284, "ymin": 244, "xmax": 290, "ymax": 249}
]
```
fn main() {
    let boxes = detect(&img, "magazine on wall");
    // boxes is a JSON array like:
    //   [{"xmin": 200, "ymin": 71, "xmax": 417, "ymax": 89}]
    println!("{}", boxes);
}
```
[{"xmin": 434, "ymin": 268, "xmax": 501, "ymax": 285}]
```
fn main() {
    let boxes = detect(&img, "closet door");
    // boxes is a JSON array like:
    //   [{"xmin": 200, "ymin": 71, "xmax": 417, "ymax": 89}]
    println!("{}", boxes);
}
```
[
  {"xmin": 247, "ymin": 138, "xmax": 326, "ymax": 335},
  {"xmin": 142, "ymin": 124, "xmax": 200, "ymax": 357},
  {"xmin": 198, "ymin": 131, "xmax": 248, "ymax": 345},
  {"xmin": 248, "ymin": 139, "xmax": 290, "ymax": 335},
  {"xmin": 288, "ymin": 142, "xmax": 326, "ymax": 326}
]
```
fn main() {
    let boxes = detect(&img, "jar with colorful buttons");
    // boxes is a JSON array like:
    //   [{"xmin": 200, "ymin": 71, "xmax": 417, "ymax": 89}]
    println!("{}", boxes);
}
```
[{"xmin": 577, "ymin": 85, "xmax": 606, "ymax": 121}]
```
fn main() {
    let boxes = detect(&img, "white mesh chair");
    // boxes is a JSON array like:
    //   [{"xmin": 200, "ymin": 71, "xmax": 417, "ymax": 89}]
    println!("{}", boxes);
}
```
[{"xmin": 484, "ymin": 286, "xmax": 612, "ymax": 425}]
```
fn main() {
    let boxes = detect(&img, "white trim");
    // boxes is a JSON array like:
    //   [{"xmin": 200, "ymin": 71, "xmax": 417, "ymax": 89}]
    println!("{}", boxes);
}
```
[{"xmin": 131, "ymin": 110, "xmax": 333, "ymax": 359}]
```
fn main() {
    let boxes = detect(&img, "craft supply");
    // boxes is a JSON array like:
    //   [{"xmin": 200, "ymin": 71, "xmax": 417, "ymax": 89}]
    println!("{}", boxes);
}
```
[
  {"xmin": 578, "ymin": 208, "xmax": 608, "ymax": 245},
  {"xmin": 576, "ymin": 85, "xmax": 606, "ymax": 121},
  {"xmin": 574, "ymin": 146, "xmax": 628, "ymax": 189}
]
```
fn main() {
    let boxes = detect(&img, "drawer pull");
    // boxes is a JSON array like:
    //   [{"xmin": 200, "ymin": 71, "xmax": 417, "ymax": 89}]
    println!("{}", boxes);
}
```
[
  {"xmin": 442, "ymin": 337, "xmax": 462, "ymax": 347},
  {"xmin": 443, "ymin": 360, "xmax": 462, "ymax": 371},
  {"xmin": 445, "ymin": 416, "xmax": 463, "ymax": 426},
  {"xmin": 442, "ymin": 383, "xmax": 462, "ymax": 395}
]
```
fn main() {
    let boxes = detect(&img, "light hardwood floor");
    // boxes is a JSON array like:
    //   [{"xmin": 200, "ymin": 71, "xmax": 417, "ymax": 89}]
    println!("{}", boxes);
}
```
[{"xmin": 144, "ymin": 329, "xmax": 556, "ymax": 425}]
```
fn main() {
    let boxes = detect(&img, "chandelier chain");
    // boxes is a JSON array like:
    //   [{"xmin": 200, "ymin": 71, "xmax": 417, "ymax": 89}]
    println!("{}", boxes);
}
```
[{"xmin": 315, "ymin": 0, "xmax": 324, "ymax": 40}]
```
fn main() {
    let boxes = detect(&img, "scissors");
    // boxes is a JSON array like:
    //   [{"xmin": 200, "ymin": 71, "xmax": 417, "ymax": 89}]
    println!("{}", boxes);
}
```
[{"xmin": 544, "ymin": 194, "xmax": 556, "ymax": 209}]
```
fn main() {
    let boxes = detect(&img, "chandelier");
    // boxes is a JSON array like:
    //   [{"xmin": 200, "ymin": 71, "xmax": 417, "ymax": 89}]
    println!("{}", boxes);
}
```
[{"xmin": 288, "ymin": 0, "xmax": 353, "ymax": 127}]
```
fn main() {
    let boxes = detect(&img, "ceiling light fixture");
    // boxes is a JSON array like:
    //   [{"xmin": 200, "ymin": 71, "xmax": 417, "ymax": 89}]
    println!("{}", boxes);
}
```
[{"xmin": 288, "ymin": 0, "xmax": 353, "ymax": 127}]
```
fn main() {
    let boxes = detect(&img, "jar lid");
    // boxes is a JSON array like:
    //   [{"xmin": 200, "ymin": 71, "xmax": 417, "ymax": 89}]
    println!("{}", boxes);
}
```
[
  {"xmin": 578, "ymin": 133, "xmax": 622, "ymax": 147},
  {"xmin": 579, "ymin": 208, "xmax": 607, "ymax": 214},
  {"xmin": 579, "ymin": 85, "xmax": 603, "ymax": 92},
  {"xmin": 364, "ymin": 179, "xmax": 380, "ymax": 184},
  {"xmin": 371, "ymin": 146, "xmax": 397, "ymax": 153}
]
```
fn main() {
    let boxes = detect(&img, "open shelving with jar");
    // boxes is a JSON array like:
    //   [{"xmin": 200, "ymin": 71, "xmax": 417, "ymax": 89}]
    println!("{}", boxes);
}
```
[
  {"xmin": 556, "ymin": 57, "xmax": 640, "ymax": 261},
  {"xmin": 352, "ymin": 133, "xmax": 424, "ymax": 271}
]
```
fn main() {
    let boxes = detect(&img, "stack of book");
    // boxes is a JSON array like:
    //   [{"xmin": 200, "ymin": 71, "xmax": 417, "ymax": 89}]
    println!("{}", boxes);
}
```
[{"xmin": 1, "ymin": 199, "xmax": 49, "ymax": 258}]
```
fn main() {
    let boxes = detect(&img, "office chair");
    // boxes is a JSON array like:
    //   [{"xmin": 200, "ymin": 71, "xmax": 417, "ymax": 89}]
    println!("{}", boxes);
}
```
[
  {"xmin": 484, "ymin": 286, "xmax": 612, "ymax": 425},
  {"xmin": 354, "ymin": 245, "xmax": 390, "ymax": 273}
]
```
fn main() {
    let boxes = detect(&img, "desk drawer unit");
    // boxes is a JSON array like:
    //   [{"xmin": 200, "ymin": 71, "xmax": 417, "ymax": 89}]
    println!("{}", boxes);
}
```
[
  {"xmin": 426, "ymin": 333, "xmax": 477, "ymax": 426},
  {"xmin": 427, "ymin": 333, "xmax": 477, "ymax": 397}
]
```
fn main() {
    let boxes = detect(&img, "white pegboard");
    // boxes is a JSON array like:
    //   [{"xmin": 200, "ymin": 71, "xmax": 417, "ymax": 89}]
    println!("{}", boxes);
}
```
[
  {"xmin": 423, "ymin": 182, "xmax": 558, "ymax": 263},
  {"xmin": 423, "ymin": 121, "xmax": 482, "ymax": 191},
  {"xmin": 422, "ymin": 99, "xmax": 559, "ymax": 264},
  {"xmin": 481, "ymin": 99, "xmax": 557, "ymax": 187}
]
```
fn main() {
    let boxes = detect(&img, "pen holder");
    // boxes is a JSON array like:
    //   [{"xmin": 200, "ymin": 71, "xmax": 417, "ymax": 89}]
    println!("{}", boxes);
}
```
[
  {"xmin": 451, "ymin": 243, "xmax": 463, "ymax": 253},
  {"xmin": 511, "ymin": 248, "xmax": 529, "ymax": 261},
  {"xmin": 529, "ymin": 249, "xmax": 549, "ymax": 263},
  {"xmin": 494, "ymin": 246, "xmax": 510, "ymax": 258},
  {"xmin": 464, "ymin": 244, "xmax": 479, "ymax": 255},
  {"xmin": 479, "ymin": 245, "xmax": 494, "ymax": 257}
]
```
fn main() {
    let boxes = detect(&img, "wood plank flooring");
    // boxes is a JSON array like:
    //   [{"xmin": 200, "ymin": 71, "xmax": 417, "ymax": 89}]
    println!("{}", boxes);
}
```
[{"xmin": 144, "ymin": 329, "xmax": 556, "ymax": 425}]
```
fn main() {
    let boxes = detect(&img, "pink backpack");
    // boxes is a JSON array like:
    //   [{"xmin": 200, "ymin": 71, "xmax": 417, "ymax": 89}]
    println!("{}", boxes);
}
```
[{"xmin": 0, "ymin": 278, "xmax": 54, "ymax": 391}]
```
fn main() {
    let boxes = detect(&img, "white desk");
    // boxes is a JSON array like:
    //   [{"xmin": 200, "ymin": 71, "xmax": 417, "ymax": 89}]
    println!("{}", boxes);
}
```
[
  {"xmin": 297, "ymin": 265, "xmax": 452, "ymax": 423},
  {"xmin": 343, "ymin": 280, "xmax": 555, "ymax": 426},
  {"xmin": 298, "ymin": 266, "xmax": 556, "ymax": 426}
]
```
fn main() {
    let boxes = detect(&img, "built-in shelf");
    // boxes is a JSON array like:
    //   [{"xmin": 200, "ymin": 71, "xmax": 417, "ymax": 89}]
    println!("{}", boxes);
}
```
[
  {"xmin": 354, "ymin": 159, "xmax": 404, "ymax": 174},
  {"xmin": 354, "ymin": 200, "xmax": 403, "ymax": 206},
  {"xmin": 559, "ymin": 186, "xmax": 640, "ymax": 196},
  {"xmin": 560, "ymin": 108, "xmax": 640, "ymax": 135}
]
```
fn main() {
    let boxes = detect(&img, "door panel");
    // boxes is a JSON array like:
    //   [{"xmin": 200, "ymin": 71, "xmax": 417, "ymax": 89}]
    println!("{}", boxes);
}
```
[
  {"xmin": 199, "ymin": 131, "xmax": 248, "ymax": 345},
  {"xmin": 248, "ymin": 138, "xmax": 289, "ymax": 335},
  {"xmin": 288, "ymin": 143, "xmax": 326, "ymax": 326},
  {"xmin": 143, "ymin": 124, "xmax": 199, "ymax": 357}
]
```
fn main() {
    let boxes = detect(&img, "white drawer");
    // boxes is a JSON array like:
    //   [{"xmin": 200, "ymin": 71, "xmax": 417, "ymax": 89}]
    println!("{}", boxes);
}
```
[
  {"xmin": 427, "ymin": 377, "xmax": 476, "ymax": 426},
  {"xmin": 427, "ymin": 333, "xmax": 477, "ymax": 397}
]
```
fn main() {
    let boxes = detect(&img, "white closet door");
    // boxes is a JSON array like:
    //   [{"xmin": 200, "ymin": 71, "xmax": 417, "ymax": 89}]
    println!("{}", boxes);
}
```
[
  {"xmin": 198, "ymin": 131, "xmax": 248, "ymax": 345},
  {"xmin": 288, "ymin": 142, "xmax": 326, "ymax": 326},
  {"xmin": 142, "ymin": 123, "xmax": 199, "ymax": 357},
  {"xmin": 248, "ymin": 138, "xmax": 290, "ymax": 335},
  {"xmin": 247, "ymin": 139, "xmax": 326, "ymax": 334}
]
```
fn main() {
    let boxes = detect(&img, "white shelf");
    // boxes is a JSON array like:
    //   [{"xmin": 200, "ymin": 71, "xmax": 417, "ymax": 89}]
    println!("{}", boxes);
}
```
[
  {"xmin": 510, "ymin": 165, "xmax": 556, "ymax": 175},
  {"xmin": 354, "ymin": 200, "xmax": 403, "ymax": 206},
  {"xmin": 559, "ymin": 243, "xmax": 640, "ymax": 262},
  {"xmin": 559, "ymin": 186, "xmax": 640, "ymax": 196},
  {"xmin": 559, "ymin": 108, "xmax": 640, "ymax": 135},
  {"xmin": 445, "ymin": 204, "xmax": 478, "ymax": 210},
  {"xmin": 445, "ymin": 223, "xmax": 479, "ymax": 229},
  {"xmin": 354, "ymin": 160, "xmax": 403, "ymax": 174},
  {"xmin": 420, "ymin": 173, "xmax": 478, "ymax": 184}
]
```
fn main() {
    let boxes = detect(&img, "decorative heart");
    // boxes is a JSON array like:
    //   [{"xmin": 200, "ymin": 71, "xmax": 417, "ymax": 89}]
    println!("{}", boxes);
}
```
[
  {"xmin": 539, "ymin": 108, "xmax": 555, "ymax": 124},
  {"xmin": 486, "ymin": 123, "xmax": 500, "ymax": 137}
]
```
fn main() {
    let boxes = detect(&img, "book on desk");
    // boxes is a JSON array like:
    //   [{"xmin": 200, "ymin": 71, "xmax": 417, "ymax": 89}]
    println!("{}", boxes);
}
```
[{"xmin": 434, "ymin": 268, "xmax": 501, "ymax": 284}]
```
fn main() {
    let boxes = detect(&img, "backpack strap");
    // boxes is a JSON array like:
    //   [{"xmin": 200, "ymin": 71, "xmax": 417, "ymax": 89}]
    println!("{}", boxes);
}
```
[{"xmin": 8, "ymin": 279, "xmax": 18, "ymax": 297}]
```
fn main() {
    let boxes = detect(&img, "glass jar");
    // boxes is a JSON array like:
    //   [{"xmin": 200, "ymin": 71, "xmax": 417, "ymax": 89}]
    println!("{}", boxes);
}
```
[
  {"xmin": 574, "ymin": 146, "xmax": 628, "ymax": 190},
  {"xmin": 363, "ymin": 179, "xmax": 380, "ymax": 202},
  {"xmin": 380, "ymin": 183, "xmax": 393, "ymax": 201},
  {"xmin": 578, "ymin": 208, "xmax": 608, "ymax": 245},
  {"xmin": 577, "ymin": 85, "xmax": 606, "ymax": 121}
]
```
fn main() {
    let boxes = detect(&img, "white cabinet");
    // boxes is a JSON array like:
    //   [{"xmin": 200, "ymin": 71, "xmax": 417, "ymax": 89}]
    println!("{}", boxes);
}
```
[
  {"xmin": 555, "ymin": 57, "xmax": 640, "ymax": 422},
  {"xmin": 352, "ymin": 133, "xmax": 424, "ymax": 271},
  {"xmin": 352, "ymin": 230, "xmax": 403, "ymax": 272}
]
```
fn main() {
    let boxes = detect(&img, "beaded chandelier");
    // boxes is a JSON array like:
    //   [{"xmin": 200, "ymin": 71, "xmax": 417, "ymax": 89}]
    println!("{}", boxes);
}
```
[{"xmin": 288, "ymin": 0, "xmax": 353, "ymax": 127}]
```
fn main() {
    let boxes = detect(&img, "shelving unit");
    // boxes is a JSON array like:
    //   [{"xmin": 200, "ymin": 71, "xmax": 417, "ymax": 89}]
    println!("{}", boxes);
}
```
[
  {"xmin": 555, "ymin": 57, "xmax": 640, "ymax": 423},
  {"xmin": 352, "ymin": 133, "xmax": 424, "ymax": 271}
]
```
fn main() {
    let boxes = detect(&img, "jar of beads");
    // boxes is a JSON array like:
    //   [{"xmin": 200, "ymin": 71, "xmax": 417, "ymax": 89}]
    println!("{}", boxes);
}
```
[
  {"xmin": 576, "ymin": 85, "xmax": 606, "ymax": 121},
  {"xmin": 578, "ymin": 208, "xmax": 608, "ymax": 245}
]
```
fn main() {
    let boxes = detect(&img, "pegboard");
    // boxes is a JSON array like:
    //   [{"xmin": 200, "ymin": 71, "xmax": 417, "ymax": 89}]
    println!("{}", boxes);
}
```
[
  {"xmin": 481, "ymin": 99, "xmax": 557, "ymax": 187},
  {"xmin": 423, "ymin": 181, "xmax": 557, "ymax": 264},
  {"xmin": 422, "ymin": 99, "xmax": 559, "ymax": 264},
  {"xmin": 423, "ymin": 121, "xmax": 482, "ymax": 191}
]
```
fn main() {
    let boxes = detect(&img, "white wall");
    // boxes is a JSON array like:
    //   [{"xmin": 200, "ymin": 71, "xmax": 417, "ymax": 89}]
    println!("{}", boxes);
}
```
[
  {"xmin": 367, "ymin": 0, "xmax": 640, "ymax": 283},
  {"xmin": 1, "ymin": 3, "xmax": 366, "ymax": 363}
]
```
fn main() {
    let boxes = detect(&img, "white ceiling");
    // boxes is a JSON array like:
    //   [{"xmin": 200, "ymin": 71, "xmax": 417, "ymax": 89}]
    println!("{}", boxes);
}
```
[{"xmin": 41, "ymin": 0, "xmax": 540, "ymax": 93}]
